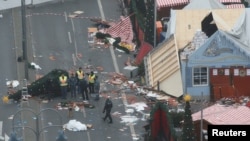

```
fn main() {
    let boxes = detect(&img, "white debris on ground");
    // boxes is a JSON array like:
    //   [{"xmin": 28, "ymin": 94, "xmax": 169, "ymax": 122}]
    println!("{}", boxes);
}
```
[
  {"xmin": 125, "ymin": 109, "xmax": 135, "ymax": 114},
  {"xmin": 112, "ymin": 111, "xmax": 122, "ymax": 117},
  {"xmin": 30, "ymin": 62, "xmax": 42, "ymax": 70},
  {"xmin": 63, "ymin": 119, "xmax": 87, "ymax": 131},
  {"xmin": 120, "ymin": 115, "xmax": 139, "ymax": 125},
  {"xmin": 6, "ymin": 80, "xmax": 19, "ymax": 88},
  {"xmin": 146, "ymin": 91, "xmax": 161, "ymax": 98},
  {"xmin": 126, "ymin": 102, "xmax": 148, "ymax": 112}
]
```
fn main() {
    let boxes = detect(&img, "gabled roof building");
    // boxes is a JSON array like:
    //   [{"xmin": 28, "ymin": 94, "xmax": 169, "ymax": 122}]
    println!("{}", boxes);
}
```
[{"xmin": 144, "ymin": 8, "xmax": 250, "ymax": 100}]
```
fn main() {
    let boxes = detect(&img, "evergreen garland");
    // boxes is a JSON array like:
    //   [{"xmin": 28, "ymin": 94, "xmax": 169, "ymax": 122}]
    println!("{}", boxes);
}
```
[
  {"xmin": 144, "ymin": 0, "xmax": 155, "ymax": 46},
  {"xmin": 130, "ymin": 0, "xmax": 145, "ymax": 30},
  {"xmin": 148, "ymin": 102, "xmax": 177, "ymax": 141},
  {"xmin": 136, "ymin": 0, "xmax": 147, "ymax": 13}
]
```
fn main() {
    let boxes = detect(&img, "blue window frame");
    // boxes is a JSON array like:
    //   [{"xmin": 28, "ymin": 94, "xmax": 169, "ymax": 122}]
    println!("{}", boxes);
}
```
[{"xmin": 193, "ymin": 67, "xmax": 208, "ymax": 86}]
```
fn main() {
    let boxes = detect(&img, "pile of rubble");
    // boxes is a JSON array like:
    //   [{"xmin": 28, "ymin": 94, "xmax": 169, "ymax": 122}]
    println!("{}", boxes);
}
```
[
  {"xmin": 100, "ymin": 72, "xmax": 180, "ymax": 107},
  {"xmin": 217, "ymin": 96, "xmax": 250, "ymax": 107}
]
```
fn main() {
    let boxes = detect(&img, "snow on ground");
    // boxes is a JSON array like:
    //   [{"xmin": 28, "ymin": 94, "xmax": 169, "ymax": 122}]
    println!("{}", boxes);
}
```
[
  {"xmin": 120, "ymin": 115, "xmax": 139, "ymax": 125},
  {"xmin": 119, "ymin": 102, "xmax": 150, "ymax": 125},
  {"xmin": 126, "ymin": 102, "xmax": 148, "ymax": 112}
]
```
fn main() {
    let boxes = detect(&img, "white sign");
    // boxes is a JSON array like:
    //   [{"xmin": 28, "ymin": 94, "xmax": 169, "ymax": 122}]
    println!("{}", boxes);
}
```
[
  {"xmin": 247, "ymin": 69, "xmax": 250, "ymax": 76},
  {"xmin": 225, "ymin": 69, "xmax": 230, "ymax": 75},
  {"xmin": 213, "ymin": 69, "xmax": 218, "ymax": 75},
  {"xmin": 234, "ymin": 69, "xmax": 239, "ymax": 76}
]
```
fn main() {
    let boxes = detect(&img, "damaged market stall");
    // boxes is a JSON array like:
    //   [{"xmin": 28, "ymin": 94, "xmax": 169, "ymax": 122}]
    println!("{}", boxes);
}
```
[{"xmin": 89, "ymin": 15, "xmax": 136, "ymax": 53}]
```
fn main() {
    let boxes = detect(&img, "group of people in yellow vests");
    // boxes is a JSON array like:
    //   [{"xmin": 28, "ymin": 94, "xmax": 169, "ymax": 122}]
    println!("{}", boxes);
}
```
[{"xmin": 59, "ymin": 67, "xmax": 99, "ymax": 100}]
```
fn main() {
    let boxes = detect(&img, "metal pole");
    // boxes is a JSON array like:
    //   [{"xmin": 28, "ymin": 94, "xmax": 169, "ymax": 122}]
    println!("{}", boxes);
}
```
[
  {"xmin": 154, "ymin": 0, "xmax": 157, "ymax": 47},
  {"xmin": 36, "ymin": 115, "xmax": 39, "ymax": 141},
  {"xmin": 200, "ymin": 92, "xmax": 203, "ymax": 141},
  {"xmin": 21, "ymin": 0, "xmax": 29, "ymax": 80},
  {"xmin": 12, "ymin": 108, "xmax": 63, "ymax": 141}
]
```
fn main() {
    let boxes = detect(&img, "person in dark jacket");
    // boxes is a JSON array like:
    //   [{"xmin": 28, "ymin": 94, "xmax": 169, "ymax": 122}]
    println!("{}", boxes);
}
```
[
  {"xmin": 68, "ymin": 73, "xmax": 78, "ymax": 98},
  {"xmin": 45, "ymin": 77, "xmax": 54, "ymax": 101},
  {"xmin": 94, "ymin": 76, "xmax": 100, "ymax": 101},
  {"xmin": 88, "ymin": 71, "xmax": 96, "ymax": 94},
  {"xmin": 76, "ymin": 67, "xmax": 85, "ymax": 94},
  {"xmin": 79, "ymin": 78, "xmax": 89, "ymax": 101},
  {"xmin": 102, "ymin": 96, "xmax": 113, "ymax": 123}
]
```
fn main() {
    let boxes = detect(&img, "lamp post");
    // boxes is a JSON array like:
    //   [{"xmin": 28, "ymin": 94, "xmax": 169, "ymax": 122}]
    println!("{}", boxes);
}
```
[
  {"xmin": 21, "ymin": 0, "xmax": 29, "ymax": 80},
  {"xmin": 10, "ymin": 108, "xmax": 67, "ymax": 141},
  {"xmin": 200, "ymin": 92, "xmax": 204, "ymax": 141}
]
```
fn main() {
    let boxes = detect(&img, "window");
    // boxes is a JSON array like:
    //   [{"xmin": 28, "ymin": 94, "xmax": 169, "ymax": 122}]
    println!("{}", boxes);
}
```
[{"xmin": 193, "ymin": 67, "xmax": 208, "ymax": 86}]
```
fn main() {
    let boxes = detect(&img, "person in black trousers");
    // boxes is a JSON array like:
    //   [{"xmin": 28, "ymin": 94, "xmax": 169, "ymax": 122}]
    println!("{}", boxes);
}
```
[
  {"xmin": 45, "ymin": 78, "xmax": 54, "ymax": 101},
  {"xmin": 79, "ymin": 78, "xmax": 89, "ymax": 101},
  {"xmin": 88, "ymin": 71, "xmax": 96, "ymax": 94},
  {"xmin": 102, "ymin": 96, "xmax": 113, "ymax": 123},
  {"xmin": 68, "ymin": 73, "xmax": 78, "ymax": 99},
  {"xmin": 94, "ymin": 76, "xmax": 100, "ymax": 101}
]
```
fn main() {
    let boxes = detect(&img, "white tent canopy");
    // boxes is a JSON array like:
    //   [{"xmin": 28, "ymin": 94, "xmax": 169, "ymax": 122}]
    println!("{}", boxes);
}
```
[{"xmin": 228, "ymin": 8, "xmax": 250, "ymax": 48}]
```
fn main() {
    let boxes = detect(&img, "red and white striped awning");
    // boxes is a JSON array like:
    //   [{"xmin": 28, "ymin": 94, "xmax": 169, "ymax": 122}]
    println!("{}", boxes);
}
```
[
  {"xmin": 192, "ymin": 104, "xmax": 250, "ymax": 124},
  {"xmin": 218, "ymin": 0, "xmax": 241, "ymax": 3},
  {"xmin": 157, "ymin": 0, "xmax": 189, "ymax": 8},
  {"xmin": 226, "ymin": 4, "xmax": 245, "ymax": 8},
  {"xmin": 105, "ymin": 16, "xmax": 133, "ymax": 44}
]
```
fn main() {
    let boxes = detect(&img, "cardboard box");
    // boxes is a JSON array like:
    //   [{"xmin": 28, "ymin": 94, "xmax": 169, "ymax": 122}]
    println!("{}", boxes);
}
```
[{"xmin": 123, "ymin": 66, "xmax": 138, "ymax": 78}]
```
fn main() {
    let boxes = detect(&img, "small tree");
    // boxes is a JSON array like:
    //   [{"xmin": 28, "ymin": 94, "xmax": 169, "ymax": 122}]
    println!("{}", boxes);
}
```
[{"xmin": 181, "ymin": 94, "xmax": 196, "ymax": 141}]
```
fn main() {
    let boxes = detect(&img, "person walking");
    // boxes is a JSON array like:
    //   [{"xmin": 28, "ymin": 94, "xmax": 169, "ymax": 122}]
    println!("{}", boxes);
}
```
[
  {"xmin": 76, "ymin": 67, "xmax": 85, "ymax": 94},
  {"xmin": 59, "ymin": 74, "xmax": 68, "ymax": 99},
  {"xmin": 79, "ymin": 78, "xmax": 89, "ymax": 101},
  {"xmin": 88, "ymin": 71, "xmax": 96, "ymax": 94},
  {"xmin": 102, "ymin": 96, "xmax": 113, "ymax": 123},
  {"xmin": 68, "ymin": 73, "xmax": 78, "ymax": 99}
]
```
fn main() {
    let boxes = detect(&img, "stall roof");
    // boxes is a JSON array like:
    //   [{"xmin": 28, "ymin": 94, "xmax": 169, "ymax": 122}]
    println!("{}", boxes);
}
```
[
  {"xmin": 156, "ymin": 0, "xmax": 242, "ymax": 9},
  {"xmin": 105, "ymin": 16, "xmax": 133, "ymax": 44},
  {"xmin": 192, "ymin": 104, "xmax": 250, "ymax": 124},
  {"xmin": 226, "ymin": 4, "xmax": 245, "ymax": 8},
  {"xmin": 156, "ymin": 0, "xmax": 189, "ymax": 9},
  {"xmin": 218, "ymin": 0, "xmax": 241, "ymax": 3}
]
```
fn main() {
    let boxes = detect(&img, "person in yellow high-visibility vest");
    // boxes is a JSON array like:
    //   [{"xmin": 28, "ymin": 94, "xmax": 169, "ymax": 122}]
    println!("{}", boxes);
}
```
[
  {"xmin": 88, "ymin": 71, "xmax": 96, "ymax": 94},
  {"xmin": 59, "ymin": 74, "xmax": 68, "ymax": 99},
  {"xmin": 76, "ymin": 67, "xmax": 85, "ymax": 94}
]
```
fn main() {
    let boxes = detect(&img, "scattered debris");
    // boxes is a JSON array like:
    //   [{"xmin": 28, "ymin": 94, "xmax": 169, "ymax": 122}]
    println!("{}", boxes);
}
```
[
  {"xmin": 2, "ymin": 96, "xmax": 9, "ymax": 104},
  {"xmin": 56, "ymin": 101, "xmax": 95, "ymax": 110},
  {"xmin": 30, "ymin": 62, "xmax": 42, "ymax": 70},
  {"xmin": 6, "ymin": 80, "xmax": 19, "ymax": 88},
  {"xmin": 74, "ymin": 11, "xmax": 84, "ymax": 14},
  {"xmin": 120, "ymin": 115, "xmax": 139, "ymax": 125},
  {"xmin": 126, "ymin": 102, "xmax": 148, "ymax": 112},
  {"xmin": 217, "ymin": 96, "xmax": 250, "ymax": 107}
]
